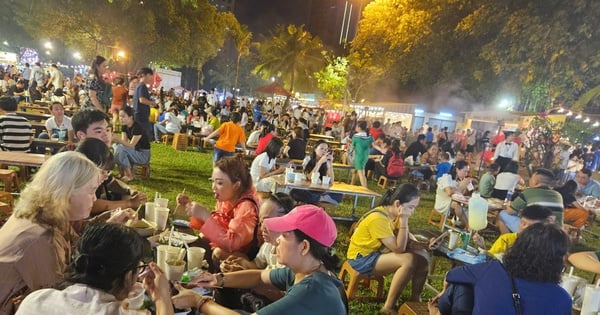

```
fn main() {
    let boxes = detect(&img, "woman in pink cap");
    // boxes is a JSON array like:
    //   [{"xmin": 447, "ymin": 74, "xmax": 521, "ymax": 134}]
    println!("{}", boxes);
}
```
[{"xmin": 172, "ymin": 205, "xmax": 347, "ymax": 315}]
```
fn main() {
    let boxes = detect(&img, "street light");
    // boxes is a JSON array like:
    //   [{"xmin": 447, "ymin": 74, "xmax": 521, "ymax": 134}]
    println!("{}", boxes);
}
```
[
  {"xmin": 2, "ymin": 41, "xmax": 8, "ymax": 46},
  {"xmin": 117, "ymin": 51, "xmax": 125, "ymax": 58},
  {"xmin": 44, "ymin": 42, "xmax": 52, "ymax": 50},
  {"xmin": 73, "ymin": 52, "xmax": 82, "ymax": 60}
]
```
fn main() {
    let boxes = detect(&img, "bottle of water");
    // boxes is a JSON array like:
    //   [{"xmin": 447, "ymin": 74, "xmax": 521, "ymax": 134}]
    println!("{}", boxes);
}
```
[
  {"xmin": 416, "ymin": 152, "xmax": 421, "ymax": 164},
  {"xmin": 504, "ymin": 189, "xmax": 514, "ymax": 206}
]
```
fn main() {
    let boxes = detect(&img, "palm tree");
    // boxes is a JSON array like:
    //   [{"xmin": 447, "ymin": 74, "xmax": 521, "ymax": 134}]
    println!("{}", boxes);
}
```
[
  {"xmin": 254, "ymin": 24, "xmax": 325, "ymax": 92},
  {"xmin": 232, "ymin": 25, "xmax": 253, "ymax": 92}
]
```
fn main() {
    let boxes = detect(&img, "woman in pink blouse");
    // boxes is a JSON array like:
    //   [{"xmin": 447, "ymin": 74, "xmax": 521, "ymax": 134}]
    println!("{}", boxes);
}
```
[{"xmin": 177, "ymin": 156, "xmax": 261, "ymax": 264}]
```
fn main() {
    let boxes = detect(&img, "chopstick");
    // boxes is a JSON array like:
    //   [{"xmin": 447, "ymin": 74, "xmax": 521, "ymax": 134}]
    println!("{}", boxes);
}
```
[{"xmin": 126, "ymin": 204, "xmax": 144, "ymax": 227}]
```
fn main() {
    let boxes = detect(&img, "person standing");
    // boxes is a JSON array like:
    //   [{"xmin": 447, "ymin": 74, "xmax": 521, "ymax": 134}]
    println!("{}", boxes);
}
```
[
  {"xmin": 21, "ymin": 63, "xmax": 31, "ymax": 89},
  {"xmin": 109, "ymin": 77, "xmax": 128, "ymax": 130},
  {"xmin": 493, "ymin": 132, "xmax": 518, "ymax": 171},
  {"xmin": 45, "ymin": 63, "xmax": 64, "ymax": 91},
  {"xmin": 84, "ymin": 56, "xmax": 111, "ymax": 111},
  {"xmin": 133, "ymin": 67, "xmax": 155, "ymax": 140},
  {"xmin": 352, "ymin": 120, "xmax": 374, "ymax": 187}
]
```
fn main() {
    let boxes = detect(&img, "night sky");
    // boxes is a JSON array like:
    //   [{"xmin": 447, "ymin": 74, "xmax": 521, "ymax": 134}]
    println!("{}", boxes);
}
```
[{"xmin": 234, "ymin": 0, "xmax": 312, "ymax": 39}]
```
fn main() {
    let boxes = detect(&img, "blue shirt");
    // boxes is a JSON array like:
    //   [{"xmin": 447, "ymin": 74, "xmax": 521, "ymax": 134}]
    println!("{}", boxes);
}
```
[
  {"xmin": 426, "ymin": 131, "xmax": 434, "ymax": 143},
  {"xmin": 445, "ymin": 260, "xmax": 571, "ymax": 315},
  {"xmin": 436, "ymin": 161, "xmax": 452, "ymax": 180},
  {"xmin": 257, "ymin": 267, "xmax": 345, "ymax": 315},
  {"xmin": 133, "ymin": 82, "xmax": 150, "ymax": 123},
  {"xmin": 580, "ymin": 179, "xmax": 600, "ymax": 197}
]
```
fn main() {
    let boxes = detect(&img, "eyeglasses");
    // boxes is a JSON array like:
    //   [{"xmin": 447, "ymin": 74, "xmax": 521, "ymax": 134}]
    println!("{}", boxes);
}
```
[{"xmin": 137, "ymin": 263, "xmax": 149, "ymax": 276}]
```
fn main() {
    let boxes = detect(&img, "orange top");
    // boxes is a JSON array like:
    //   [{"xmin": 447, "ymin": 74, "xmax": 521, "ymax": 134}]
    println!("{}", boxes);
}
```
[
  {"xmin": 111, "ymin": 85, "xmax": 128, "ymax": 106},
  {"xmin": 215, "ymin": 122, "xmax": 246, "ymax": 152}
]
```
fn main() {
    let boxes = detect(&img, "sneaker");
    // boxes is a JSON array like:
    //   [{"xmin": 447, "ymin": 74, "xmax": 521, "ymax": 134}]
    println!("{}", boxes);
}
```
[{"xmin": 319, "ymin": 194, "xmax": 339, "ymax": 205}]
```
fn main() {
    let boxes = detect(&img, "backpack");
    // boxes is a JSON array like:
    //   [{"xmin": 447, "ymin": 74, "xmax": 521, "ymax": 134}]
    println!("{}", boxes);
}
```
[{"xmin": 386, "ymin": 152, "xmax": 404, "ymax": 178}]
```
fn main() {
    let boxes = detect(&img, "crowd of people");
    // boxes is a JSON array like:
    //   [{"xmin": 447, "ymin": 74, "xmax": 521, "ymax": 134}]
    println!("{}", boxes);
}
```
[{"xmin": 0, "ymin": 57, "xmax": 599, "ymax": 315}]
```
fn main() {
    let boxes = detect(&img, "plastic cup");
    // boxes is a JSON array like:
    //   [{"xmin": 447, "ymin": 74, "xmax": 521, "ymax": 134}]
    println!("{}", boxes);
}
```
[
  {"xmin": 286, "ymin": 171, "xmax": 295, "ymax": 184},
  {"xmin": 155, "ymin": 198, "xmax": 169, "ymax": 208},
  {"xmin": 581, "ymin": 284, "xmax": 600, "ymax": 314},
  {"xmin": 144, "ymin": 202, "xmax": 156, "ymax": 223},
  {"xmin": 165, "ymin": 260, "xmax": 186, "ymax": 281},
  {"xmin": 154, "ymin": 207, "xmax": 170, "ymax": 230},
  {"xmin": 448, "ymin": 231, "xmax": 459, "ymax": 250},
  {"xmin": 156, "ymin": 245, "xmax": 180, "ymax": 271},
  {"xmin": 322, "ymin": 176, "xmax": 331, "ymax": 186},
  {"xmin": 125, "ymin": 282, "xmax": 145, "ymax": 310},
  {"xmin": 187, "ymin": 247, "xmax": 206, "ymax": 271},
  {"xmin": 294, "ymin": 173, "xmax": 303, "ymax": 184},
  {"xmin": 561, "ymin": 275, "xmax": 584, "ymax": 297}
]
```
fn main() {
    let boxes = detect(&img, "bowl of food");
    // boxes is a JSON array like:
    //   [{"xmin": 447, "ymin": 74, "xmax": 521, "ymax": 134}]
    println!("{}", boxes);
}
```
[{"xmin": 132, "ymin": 219, "xmax": 155, "ymax": 237}]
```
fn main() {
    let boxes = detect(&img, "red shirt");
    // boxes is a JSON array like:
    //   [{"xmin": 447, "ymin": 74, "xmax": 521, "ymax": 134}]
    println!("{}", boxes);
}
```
[
  {"xmin": 255, "ymin": 133, "xmax": 275, "ymax": 155},
  {"xmin": 370, "ymin": 128, "xmax": 384, "ymax": 140}
]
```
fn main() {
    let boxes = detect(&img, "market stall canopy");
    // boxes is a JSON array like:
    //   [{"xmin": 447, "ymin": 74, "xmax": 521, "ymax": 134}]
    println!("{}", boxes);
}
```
[{"xmin": 254, "ymin": 82, "xmax": 291, "ymax": 97}]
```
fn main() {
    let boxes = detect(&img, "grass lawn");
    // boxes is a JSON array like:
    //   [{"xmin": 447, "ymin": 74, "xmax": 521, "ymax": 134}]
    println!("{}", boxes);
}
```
[{"xmin": 128, "ymin": 143, "xmax": 600, "ymax": 314}]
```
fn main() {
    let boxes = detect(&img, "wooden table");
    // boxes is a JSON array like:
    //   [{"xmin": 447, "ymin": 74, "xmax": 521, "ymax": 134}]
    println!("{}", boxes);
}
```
[
  {"xmin": 31, "ymin": 138, "xmax": 68, "ymax": 152},
  {"xmin": 309, "ymin": 134, "xmax": 334, "ymax": 141},
  {"xmin": 15, "ymin": 111, "xmax": 51, "ymax": 122},
  {"xmin": 276, "ymin": 158, "xmax": 355, "ymax": 182},
  {"xmin": 273, "ymin": 174, "xmax": 381, "ymax": 221},
  {"xmin": 0, "ymin": 151, "xmax": 46, "ymax": 168}
]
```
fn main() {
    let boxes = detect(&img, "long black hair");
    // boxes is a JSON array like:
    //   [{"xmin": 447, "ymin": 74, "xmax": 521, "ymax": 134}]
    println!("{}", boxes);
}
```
[
  {"xmin": 90, "ymin": 55, "xmax": 106, "ymax": 83},
  {"xmin": 265, "ymin": 137, "xmax": 284, "ymax": 162},
  {"xmin": 292, "ymin": 229, "xmax": 340, "ymax": 272},
  {"xmin": 62, "ymin": 223, "xmax": 151, "ymax": 293},
  {"xmin": 76, "ymin": 137, "xmax": 115, "ymax": 171},
  {"xmin": 379, "ymin": 183, "xmax": 420, "ymax": 207},
  {"xmin": 305, "ymin": 140, "xmax": 328, "ymax": 177},
  {"xmin": 503, "ymin": 223, "xmax": 568, "ymax": 283}
]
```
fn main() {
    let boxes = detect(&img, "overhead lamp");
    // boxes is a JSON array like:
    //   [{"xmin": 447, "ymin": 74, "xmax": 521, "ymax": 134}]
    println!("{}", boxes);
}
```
[
  {"xmin": 594, "ymin": 121, "xmax": 600, "ymax": 127},
  {"xmin": 584, "ymin": 117, "xmax": 590, "ymax": 123},
  {"xmin": 557, "ymin": 108, "xmax": 564, "ymax": 113},
  {"xmin": 440, "ymin": 112, "xmax": 453, "ymax": 117},
  {"xmin": 566, "ymin": 111, "xmax": 573, "ymax": 116},
  {"xmin": 414, "ymin": 109, "xmax": 424, "ymax": 114},
  {"xmin": 576, "ymin": 114, "xmax": 582, "ymax": 119}
]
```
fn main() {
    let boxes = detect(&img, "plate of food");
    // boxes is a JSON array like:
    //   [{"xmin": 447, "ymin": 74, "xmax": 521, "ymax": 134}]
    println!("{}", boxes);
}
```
[
  {"xmin": 159, "ymin": 230, "xmax": 198, "ymax": 246},
  {"xmin": 131, "ymin": 220, "xmax": 156, "ymax": 237}
]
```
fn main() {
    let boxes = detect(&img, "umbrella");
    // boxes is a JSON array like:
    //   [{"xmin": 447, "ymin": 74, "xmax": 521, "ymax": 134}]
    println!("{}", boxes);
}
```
[{"xmin": 254, "ymin": 82, "xmax": 291, "ymax": 97}]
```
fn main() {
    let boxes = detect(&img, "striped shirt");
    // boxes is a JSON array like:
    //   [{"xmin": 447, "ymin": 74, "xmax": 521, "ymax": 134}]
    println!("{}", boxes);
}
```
[
  {"xmin": 511, "ymin": 186, "xmax": 564, "ymax": 226},
  {"xmin": 0, "ymin": 113, "xmax": 32, "ymax": 152}
]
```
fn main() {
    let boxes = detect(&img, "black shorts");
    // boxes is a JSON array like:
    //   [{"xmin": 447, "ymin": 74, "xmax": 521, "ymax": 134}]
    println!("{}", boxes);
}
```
[{"xmin": 466, "ymin": 144, "xmax": 475, "ymax": 153}]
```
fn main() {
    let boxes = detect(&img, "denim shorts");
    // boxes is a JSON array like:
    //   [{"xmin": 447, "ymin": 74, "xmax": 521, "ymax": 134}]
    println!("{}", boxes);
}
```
[
  {"xmin": 347, "ymin": 251, "xmax": 382, "ymax": 275},
  {"xmin": 213, "ymin": 147, "xmax": 234, "ymax": 162}
]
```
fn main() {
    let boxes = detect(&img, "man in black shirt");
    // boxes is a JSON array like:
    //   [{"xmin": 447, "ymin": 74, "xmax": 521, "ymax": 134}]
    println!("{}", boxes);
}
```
[{"xmin": 404, "ymin": 134, "xmax": 427, "ymax": 161}]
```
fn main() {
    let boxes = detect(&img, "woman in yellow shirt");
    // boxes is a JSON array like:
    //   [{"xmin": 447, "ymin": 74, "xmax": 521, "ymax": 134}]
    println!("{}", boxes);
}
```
[{"xmin": 346, "ymin": 183, "xmax": 429, "ymax": 314}]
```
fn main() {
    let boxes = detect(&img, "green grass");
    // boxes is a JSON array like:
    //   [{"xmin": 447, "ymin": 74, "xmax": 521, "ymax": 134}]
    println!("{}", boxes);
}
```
[{"xmin": 126, "ymin": 143, "xmax": 600, "ymax": 314}]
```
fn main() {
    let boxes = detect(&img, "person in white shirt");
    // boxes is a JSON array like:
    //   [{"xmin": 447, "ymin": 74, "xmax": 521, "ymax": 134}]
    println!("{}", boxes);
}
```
[
  {"xmin": 493, "ymin": 132, "xmax": 518, "ymax": 171},
  {"xmin": 491, "ymin": 160, "xmax": 523, "ymax": 199},
  {"xmin": 46, "ymin": 64, "xmax": 64, "ymax": 90},
  {"xmin": 250, "ymin": 138, "xmax": 285, "ymax": 192},
  {"xmin": 16, "ymin": 223, "xmax": 174, "ymax": 315},
  {"xmin": 41, "ymin": 102, "xmax": 74, "ymax": 143},
  {"xmin": 207, "ymin": 88, "xmax": 217, "ymax": 107},
  {"xmin": 153, "ymin": 106, "xmax": 181, "ymax": 142}
]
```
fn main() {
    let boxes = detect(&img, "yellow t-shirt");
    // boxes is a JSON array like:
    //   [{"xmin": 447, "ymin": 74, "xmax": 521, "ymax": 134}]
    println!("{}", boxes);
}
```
[
  {"xmin": 347, "ymin": 208, "xmax": 394, "ymax": 260},
  {"xmin": 488, "ymin": 232, "xmax": 518, "ymax": 256}
]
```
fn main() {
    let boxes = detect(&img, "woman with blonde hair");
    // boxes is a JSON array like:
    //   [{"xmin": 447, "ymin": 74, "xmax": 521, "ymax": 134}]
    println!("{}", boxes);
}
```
[{"xmin": 0, "ymin": 151, "xmax": 134, "ymax": 313}]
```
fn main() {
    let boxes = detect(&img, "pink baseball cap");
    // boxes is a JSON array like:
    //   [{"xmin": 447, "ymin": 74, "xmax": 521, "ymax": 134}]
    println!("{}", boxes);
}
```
[{"xmin": 264, "ymin": 204, "xmax": 337, "ymax": 247}]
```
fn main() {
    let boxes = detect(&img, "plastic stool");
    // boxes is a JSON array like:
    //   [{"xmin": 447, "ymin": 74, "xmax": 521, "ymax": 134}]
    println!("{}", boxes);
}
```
[
  {"xmin": 0, "ymin": 169, "xmax": 19, "ymax": 192},
  {"xmin": 338, "ymin": 261, "xmax": 385, "ymax": 301}
]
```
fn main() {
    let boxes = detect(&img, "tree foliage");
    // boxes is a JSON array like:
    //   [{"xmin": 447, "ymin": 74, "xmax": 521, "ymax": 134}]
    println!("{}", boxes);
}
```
[
  {"xmin": 254, "ymin": 24, "xmax": 325, "ymax": 92},
  {"xmin": 13, "ymin": 0, "xmax": 236, "ymax": 74},
  {"xmin": 315, "ymin": 55, "xmax": 348, "ymax": 100},
  {"xmin": 351, "ymin": 0, "xmax": 600, "ymax": 111}
]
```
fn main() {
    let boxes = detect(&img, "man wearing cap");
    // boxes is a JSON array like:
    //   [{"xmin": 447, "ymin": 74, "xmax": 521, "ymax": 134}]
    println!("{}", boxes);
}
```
[{"xmin": 174, "ymin": 205, "xmax": 346, "ymax": 315}]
